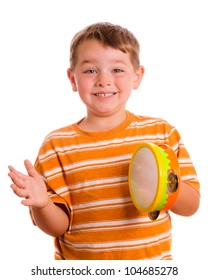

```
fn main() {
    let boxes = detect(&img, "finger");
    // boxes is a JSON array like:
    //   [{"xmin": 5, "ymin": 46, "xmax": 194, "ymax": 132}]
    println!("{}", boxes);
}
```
[
  {"xmin": 8, "ymin": 165, "xmax": 15, "ymax": 172},
  {"xmin": 8, "ymin": 166, "xmax": 26, "ymax": 180},
  {"xmin": 8, "ymin": 172, "xmax": 26, "ymax": 189},
  {"xmin": 21, "ymin": 198, "xmax": 33, "ymax": 207},
  {"xmin": 11, "ymin": 183, "xmax": 28, "ymax": 198},
  {"xmin": 24, "ymin": 159, "xmax": 39, "ymax": 178}
]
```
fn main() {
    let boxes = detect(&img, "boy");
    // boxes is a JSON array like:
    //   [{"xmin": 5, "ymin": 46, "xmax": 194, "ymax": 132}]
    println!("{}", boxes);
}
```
[{"xmin": 8, "ymin": 22, "xmax": 200, "ymax": 260}]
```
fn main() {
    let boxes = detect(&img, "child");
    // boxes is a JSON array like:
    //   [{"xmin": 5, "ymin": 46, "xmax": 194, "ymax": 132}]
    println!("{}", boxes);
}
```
[{"xmin": 8, "ymin": 22, "xmax": 200, "ymax": 260}]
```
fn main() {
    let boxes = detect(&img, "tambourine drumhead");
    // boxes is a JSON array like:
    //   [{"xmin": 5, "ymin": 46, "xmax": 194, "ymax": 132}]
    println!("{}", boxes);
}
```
[
  {"xmin": 130, "ymin": 147, "xmax": 158, "ymax": 209},
  {"xmin": 129, "ymin": 143, "xmax": 180, "ymax": 213}
]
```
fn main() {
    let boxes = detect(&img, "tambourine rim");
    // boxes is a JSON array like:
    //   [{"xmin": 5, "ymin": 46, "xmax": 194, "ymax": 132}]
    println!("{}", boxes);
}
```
[{"xmin": 129, "ymin": 142, "xmax": 168, "ymax": 212}]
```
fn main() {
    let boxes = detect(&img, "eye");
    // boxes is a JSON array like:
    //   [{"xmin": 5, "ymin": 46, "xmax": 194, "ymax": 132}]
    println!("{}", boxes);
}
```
[
  {"xmin": 83, "ymin": 69, "xmax": 97, "ymax": 74},
  {"xmin": 113, "ymin": 68, "xmax": 124, "ymax": 73}
]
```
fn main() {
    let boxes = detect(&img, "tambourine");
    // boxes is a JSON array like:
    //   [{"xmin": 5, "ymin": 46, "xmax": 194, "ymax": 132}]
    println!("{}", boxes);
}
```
[{"xmin": 128, "ymin": 143, "xmax": 180, "ymax": 220}]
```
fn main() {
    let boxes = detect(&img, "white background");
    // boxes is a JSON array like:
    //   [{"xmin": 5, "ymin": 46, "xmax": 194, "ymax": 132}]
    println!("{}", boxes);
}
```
[{"xmin": 0, "ymin": 0, "xmax": 208, "ymax": 278}]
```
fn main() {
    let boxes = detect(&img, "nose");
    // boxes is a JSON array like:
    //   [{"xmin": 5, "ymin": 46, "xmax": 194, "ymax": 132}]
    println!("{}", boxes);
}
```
[{"xmin": 95, "ymin": 72, "xmax": 111, "ymax": 87}]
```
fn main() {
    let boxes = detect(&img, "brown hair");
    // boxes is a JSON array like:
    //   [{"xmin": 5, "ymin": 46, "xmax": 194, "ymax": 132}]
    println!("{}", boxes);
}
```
[{"xmin": 70, "ymin": 22, "xmax": 140, "ymax": 71}]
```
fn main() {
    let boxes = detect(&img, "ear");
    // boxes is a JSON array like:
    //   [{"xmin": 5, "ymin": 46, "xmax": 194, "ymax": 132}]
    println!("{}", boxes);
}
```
[
  {"xmin": 133, "ymin": 66, "xmax": 145, "ymax": 90},
  {"xmin": 67, "ymin": 68, "xmax": 78, "ymax": 92}
]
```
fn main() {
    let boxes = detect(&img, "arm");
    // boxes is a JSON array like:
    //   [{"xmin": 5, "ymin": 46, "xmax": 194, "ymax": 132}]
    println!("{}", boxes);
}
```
[
  {"xmin": 8, "ymin": 160, "xmax": 69, "ymax": 237},
  {"xmin": 30, "ymin": 200, "xmax": 69, "ymax": 237},
  {"xmin": 170, "ymin": 180, "xmax": 200, "ymax": 216},
  {"xmin": 166, "ymin": 127, "xmax": 200, "ymax": 216}
]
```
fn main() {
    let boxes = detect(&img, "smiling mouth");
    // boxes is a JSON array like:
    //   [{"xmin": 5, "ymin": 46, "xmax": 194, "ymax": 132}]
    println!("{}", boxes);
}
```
[{"xmin": 94, "ymin": 92, "xmax": 117, "ymax": 97}]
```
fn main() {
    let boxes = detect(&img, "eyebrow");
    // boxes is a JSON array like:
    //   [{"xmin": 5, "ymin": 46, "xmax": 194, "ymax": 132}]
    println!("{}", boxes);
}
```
[
  {"xmin": 80, "ymin": 59, "xmax": 94, "ymax": 65},
  {"xmin": 80, "ymin": 59, "xmax": 128, "ymax": 66}
]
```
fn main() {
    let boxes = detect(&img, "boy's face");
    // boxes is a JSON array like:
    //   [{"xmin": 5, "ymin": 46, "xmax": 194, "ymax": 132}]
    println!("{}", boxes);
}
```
[{"xmin": 68, "ymin": 39, "xmax": 144, "ymax": 118}]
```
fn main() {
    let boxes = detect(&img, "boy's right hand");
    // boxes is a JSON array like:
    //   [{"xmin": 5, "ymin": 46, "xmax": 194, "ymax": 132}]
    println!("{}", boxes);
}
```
[{"xmin": 8, "ymin": 159, "xmax": 50, "ymax": 209}]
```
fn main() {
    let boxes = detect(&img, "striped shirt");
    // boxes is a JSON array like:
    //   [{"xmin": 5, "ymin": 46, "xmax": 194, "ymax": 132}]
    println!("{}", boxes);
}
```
[{"xmin": 34, "ymin": 110, "xmax": 200, "ymax": 260}]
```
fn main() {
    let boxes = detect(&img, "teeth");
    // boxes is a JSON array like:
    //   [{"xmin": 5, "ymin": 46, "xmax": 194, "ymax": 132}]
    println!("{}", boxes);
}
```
[{"xmin": 95, "ymin": 93, "xmax": 115, "ymax": 97}]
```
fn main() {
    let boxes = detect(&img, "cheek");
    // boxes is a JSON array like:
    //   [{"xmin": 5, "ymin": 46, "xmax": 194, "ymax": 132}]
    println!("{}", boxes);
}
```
[
  {"xmin": 75, "ymin": 84, "xmax": 89, "ymax": 99},
  {"xmin": 117, "ymin": 77, "xmax": 133, "ymax": 91},
  {"xmin": 77, "ymin": 78, "xmax": 93, "ymax": 92}
]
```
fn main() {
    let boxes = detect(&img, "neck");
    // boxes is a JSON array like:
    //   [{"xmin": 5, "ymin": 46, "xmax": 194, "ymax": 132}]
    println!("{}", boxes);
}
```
[{"xmin": 78, "ymin": 110, "xmax": 127, "ymax": 132}]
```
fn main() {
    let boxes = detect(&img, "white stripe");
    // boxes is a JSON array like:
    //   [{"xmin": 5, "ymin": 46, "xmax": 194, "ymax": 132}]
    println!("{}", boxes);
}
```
[
  {"xmin": 44, "ymin": 166, "xmax": 63, "ymax": 178},
  {"xmin": 171, "ymin": 140, "xmax": 183, "ymax": 152},
  {"xmin": 71, "ymin": 212, "xmax": 168, "ymax": 231},
  {"xmin": 72, "ymin": 197, "xmax": 132, "ymax": 211},
  {"xmin": 44, "ymin": 130, "xmax": 78, "ymax": 141},
  {"xmin": 178, "ymin": 158, "xmax": 193, "ymax": 164},
  {"xmin": 52, "ymin": 176, "xmax": 128, "ymax": 196},
  {"xmin": 63, "ymin": 154, "xmax": 131, "ymax": 172},
  {"xmin": 67, "ymin": 176, "xmax": 128, "ymax": 191},
  {"xmin": 44, "ymin": 154, "xmax": 131, "ymax": 178},
  {"xmin": 62, "ymin": 228, "xmax": 171, "ymax": 250},
  {"xmin": 73, "ymin": 200, "xmax": 132, "ymax": 214},
  {"xmin": 181, "ymin": 174, "xmax": 198, "ymax": 181},
  {"xmin": 143, "ymin": 250, "xmax": 172, "ymax": 260},
  {"xmin": 38, "ymin": 134, "xmax": 170, "ymax": 161},
  {"xmin": 72, "ymin": 214, "xmax": 169, "ymax": 234},
  {"xmin": 52, "ymin": 185, "xmax": 69, "ymax": 194},
  {"xmin": 128, "ymin": 119, "xmax": 167, "ymax": 128}
]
